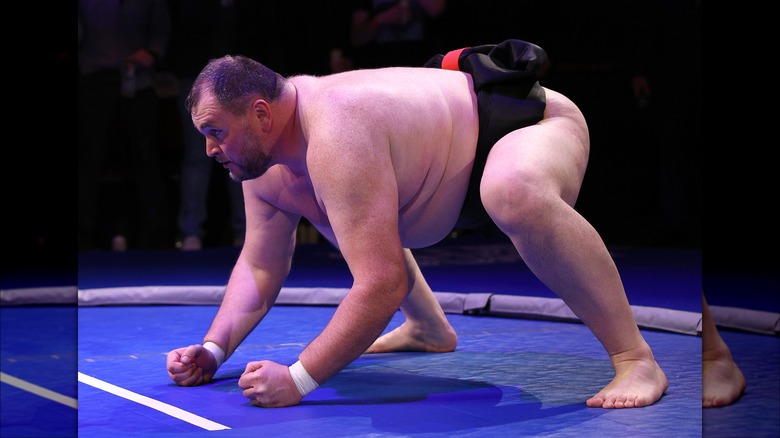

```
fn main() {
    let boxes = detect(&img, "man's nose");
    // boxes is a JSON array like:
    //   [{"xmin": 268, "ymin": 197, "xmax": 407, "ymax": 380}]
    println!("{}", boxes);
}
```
[{"xmin": 206, "ymin": 140, "xmax": 220, "ymax": 157}]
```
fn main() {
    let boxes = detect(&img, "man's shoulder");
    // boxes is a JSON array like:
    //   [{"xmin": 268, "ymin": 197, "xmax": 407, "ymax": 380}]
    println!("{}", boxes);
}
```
[
  {"xmin": 294, "ymin": 67, "xmax": 472, "ymax": 141},
  {"xmin": 297, "ymin": 67, "xmax": 462, "ymax": 108},
  {"xmin": 295, "ymin": 67, "xmax": 448, "ymax": 89}
]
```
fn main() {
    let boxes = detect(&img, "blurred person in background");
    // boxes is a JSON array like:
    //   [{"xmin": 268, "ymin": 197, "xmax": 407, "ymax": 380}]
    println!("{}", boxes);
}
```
[
  {"xmin": 166, "ymin": 0, "xmax": 246, "ymax": 250},
  {"xmin": 348, "ymin": 0, "xmax": 446, "ymax": 69},
  {"xmin": 78, "ymin": 0, "xmax": 171, "ymax": 251}
]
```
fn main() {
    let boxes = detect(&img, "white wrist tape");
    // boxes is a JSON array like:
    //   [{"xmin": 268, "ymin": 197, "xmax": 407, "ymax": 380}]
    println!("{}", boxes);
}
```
[
  {"xmin": 202, "ymin": 341, "xmax": 225, "ymax": 369},
  {"xmin": 289, "ymin": 360, "xmax": 319, "ymax": 397}
]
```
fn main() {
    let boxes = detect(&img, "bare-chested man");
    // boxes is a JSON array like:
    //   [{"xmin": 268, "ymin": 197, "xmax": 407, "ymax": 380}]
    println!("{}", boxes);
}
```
[{"xmin": 166, "ymin": 40, "xmax": 668, "ymax": 409}]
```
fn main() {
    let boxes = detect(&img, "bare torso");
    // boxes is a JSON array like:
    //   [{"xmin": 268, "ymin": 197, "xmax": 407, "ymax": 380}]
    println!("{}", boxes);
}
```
[
  {"xmin": 244, "ymin": 67, "xmax": 480, "ymax": 247},
  {"xmin": 182, "ymin": 57, "xmax": 666, "ymax": 412},
  {"xmin": 243, "ymin": 67, "xmax": 574, "ymax": 248}
]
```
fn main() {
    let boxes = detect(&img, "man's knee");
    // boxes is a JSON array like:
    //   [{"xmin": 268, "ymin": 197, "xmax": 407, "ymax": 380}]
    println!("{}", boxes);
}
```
[{"xmin": 480, "ymin": 172, "xmax": 551, "ymax": 232}]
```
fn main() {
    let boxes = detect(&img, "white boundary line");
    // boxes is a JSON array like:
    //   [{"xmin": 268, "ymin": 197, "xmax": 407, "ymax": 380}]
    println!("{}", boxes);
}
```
[
  {"xmin": 0, "ymin": 372, "xmax": 78, "ymax": 409},
  {"xmin": 77, "ymin": 372, "xmax": 230, "ymax": 431}
]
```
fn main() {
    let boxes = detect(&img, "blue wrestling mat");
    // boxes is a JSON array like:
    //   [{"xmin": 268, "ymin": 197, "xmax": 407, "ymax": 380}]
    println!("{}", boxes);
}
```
[
  {"xmin": 2, "ymin": 238, "xmax": 779, "ymax": 437},
  {"xmin": 0, "ymin": 305, "xmax": 78, "ymax": 437},
  {"xmin": 75, "ymin": 305, "xmax": 703, "ymax": 438}
]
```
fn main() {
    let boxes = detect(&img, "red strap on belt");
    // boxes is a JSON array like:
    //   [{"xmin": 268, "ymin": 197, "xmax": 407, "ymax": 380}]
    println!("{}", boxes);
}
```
[{"xmin": 442, "ymin": 47, "xmax": 468, "ymax": 71}]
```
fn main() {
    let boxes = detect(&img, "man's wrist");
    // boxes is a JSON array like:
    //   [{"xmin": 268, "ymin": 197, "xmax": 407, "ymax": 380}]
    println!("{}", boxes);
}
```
[
  {"xmin": 289, "ymin": 360, "xmax": 319, "ymax": 397},
  {"xmin": 202, "ymin": 341, "xmax": 225, "ymax": 368}
]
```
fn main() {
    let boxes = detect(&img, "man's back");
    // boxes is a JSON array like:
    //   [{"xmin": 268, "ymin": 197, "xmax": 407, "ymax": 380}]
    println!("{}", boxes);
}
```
[{"xmin": 266, "ymin": 67, "xmax": 481, "ymax": 247}]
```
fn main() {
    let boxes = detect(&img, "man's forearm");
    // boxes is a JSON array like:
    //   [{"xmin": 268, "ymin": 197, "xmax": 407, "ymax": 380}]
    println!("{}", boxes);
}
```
[
  {"xmin": 299, "ymin": 280, "xmax": 407, "ymax": 384},
  {"xmin": 204, "ymin": 260, "xmax": 286, "ymax": 362}
]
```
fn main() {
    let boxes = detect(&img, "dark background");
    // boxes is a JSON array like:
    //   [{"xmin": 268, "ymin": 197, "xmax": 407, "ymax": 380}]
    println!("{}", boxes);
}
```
[
  {"xmin": 153, "ymin": 0, "xmax": 704, "ymax": 251},
  {"xmin": 11, "ymin": 2, "xmax": 774, "ymax": 293}
]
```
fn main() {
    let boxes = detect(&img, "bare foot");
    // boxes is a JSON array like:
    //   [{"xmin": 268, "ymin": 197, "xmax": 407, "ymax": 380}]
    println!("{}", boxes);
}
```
[
  {"xmin": 702, "ymin": 345, "xmax": 746, "ymax": 407},
  {"xmin": 365, "ymin": 321, "xmax": 457, "ymax": 353},
  {"xmin": 586, "ymin": 345, "xmax": 668, "ymax": 408}
]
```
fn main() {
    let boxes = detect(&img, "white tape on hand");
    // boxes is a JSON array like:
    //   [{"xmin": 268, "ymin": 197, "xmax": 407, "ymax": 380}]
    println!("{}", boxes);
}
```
[
  {"xmin": 289, "ymin": 360, "xmax": 319, "ymax": 397},
  {"xmin": 202, "ymin": 341, "xmax": 225, "ymax": 369}
]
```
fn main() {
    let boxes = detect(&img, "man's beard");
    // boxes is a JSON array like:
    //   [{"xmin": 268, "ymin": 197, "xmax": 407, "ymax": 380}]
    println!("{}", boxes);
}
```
[{"xmin": 229, "ymin": 131, "xmax": 272, "ymax": 182}]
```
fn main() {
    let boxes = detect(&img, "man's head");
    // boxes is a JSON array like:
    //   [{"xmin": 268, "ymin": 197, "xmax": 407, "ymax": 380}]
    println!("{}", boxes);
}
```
[
  {"xmin": 186, "ymin": 55, "xmax": 284, "ymax": 117},
  {"xmin": 187, "ymin": 55, "xmax": 285, "ymax": 182}
]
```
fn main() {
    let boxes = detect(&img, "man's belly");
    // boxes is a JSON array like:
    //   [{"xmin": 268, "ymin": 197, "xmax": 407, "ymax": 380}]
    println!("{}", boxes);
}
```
[
  {"xmin": 307, "ymin": 166, "xmax": 471, "ymax": 249},
  {"xmin": 396, "ymin": 165, "xmax": 473, "ymax": 248}
]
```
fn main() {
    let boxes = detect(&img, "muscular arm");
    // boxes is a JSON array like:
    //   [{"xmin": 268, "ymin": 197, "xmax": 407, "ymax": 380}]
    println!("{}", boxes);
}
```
[
  {"xmin": 298, "ymin": 122, "xmax": 409, "ymax": 385},
  {"xmin": 167, "ymin": 189, "xmax": 299, "ymax": 389},
  {"xmin": 202, "ymin": 192, "xmax": 300, "ymax": 361}
]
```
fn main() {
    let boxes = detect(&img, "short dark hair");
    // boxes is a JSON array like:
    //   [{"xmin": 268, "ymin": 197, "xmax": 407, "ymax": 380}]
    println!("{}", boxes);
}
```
[{"xmin": 186, "ymin": 55, "xmax": 285, "ymax": 116}]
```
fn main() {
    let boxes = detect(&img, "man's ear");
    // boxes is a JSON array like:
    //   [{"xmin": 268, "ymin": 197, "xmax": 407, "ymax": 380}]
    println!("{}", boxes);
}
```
[{"xmin": 252, "ymin": 98, "xmax": 272, "ymax": 132}]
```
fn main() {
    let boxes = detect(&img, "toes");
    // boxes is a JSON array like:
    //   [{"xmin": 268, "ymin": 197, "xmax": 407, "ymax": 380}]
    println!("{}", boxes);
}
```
[
  {"xmin": 588, "ymin": 393, "xmax": 648, "ymax": 409},
  {"xmin": 586, "ymin": 396, "xmax": 605, "ymax": 408},
  {"xmin": 633, "ymin": 396, "xmax": 647, "ymax": 408}
]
